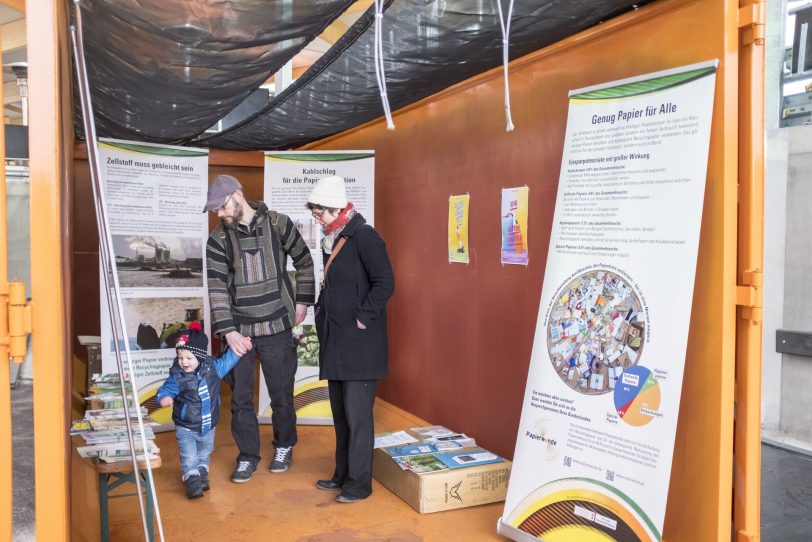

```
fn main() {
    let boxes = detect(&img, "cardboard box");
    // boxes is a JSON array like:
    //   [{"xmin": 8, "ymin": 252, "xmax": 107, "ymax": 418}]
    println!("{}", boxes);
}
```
[{"xmin": 373, "ymin": 447, "xmax": 512, "ymax": 514}]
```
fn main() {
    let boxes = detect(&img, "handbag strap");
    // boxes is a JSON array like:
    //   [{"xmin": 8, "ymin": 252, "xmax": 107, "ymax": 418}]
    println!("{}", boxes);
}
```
[{"xmin": 322, "ymin": 236, "xmax": 347, "ymax": 279}]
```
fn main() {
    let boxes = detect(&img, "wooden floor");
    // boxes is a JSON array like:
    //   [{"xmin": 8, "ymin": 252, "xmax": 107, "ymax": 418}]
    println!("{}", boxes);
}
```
[{"xmin": 71, "ymin": 399, "xmax": 507, "ymax": 541}]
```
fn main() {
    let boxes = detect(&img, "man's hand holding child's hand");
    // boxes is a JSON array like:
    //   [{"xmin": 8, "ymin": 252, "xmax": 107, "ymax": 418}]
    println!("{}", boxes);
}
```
[{"xmin": 226, "ymin": 331, "xmax": 253, "ymax": 356}]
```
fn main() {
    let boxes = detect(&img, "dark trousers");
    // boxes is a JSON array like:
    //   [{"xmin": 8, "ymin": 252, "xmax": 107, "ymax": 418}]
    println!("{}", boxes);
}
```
[
  {"xmin": 327, "ymin": 379, "xmax": 377, "ymax": 498},
  {"xmin": 229, "ymin": 332, "xmax": 298, "ymax": 462}
]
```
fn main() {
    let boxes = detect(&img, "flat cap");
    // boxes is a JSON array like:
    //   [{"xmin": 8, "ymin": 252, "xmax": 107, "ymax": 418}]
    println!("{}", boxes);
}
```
[{"xmin": 203, "ymin": 175, "xmax": 242, "ymax": 212}]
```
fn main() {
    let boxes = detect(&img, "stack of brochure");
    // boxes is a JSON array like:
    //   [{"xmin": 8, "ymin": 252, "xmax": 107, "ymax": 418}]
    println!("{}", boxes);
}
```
[
  {"xmin": 71, "ymin": 373, "xmax": 160, "ymax": 464},
  {"xmin": 84, "ymin": 373, "xmax": 138, "ymax": 410},
  {"xmin": 375, "ymin": 425, "xmax": 502, "ymax": 474},
  {"xmin": 411, "ymin": 425, "xmax": 477, "ymax": 449}
]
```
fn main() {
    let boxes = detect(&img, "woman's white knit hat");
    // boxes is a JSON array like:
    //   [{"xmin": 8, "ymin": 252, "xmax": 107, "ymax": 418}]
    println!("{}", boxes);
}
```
[{"xmin": 307, "ymin": 175, "xmax": 348, "ymax": 209}]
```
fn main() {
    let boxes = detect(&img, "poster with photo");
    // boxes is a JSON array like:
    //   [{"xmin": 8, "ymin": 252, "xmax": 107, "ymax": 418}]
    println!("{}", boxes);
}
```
[
  {"xmin": 261, "ymin": 151, "xmax": 375, "ymax": 424},
  {"xmin": 499, "ymin": 61, "xmax": 718, "ymax": 542},
  {"xmin": 501, "ymin": 187, "xmax": 529, "ymax": 265},
  {"xmin": 448, "ymin": 194, "xmax": 470, "ymax": 264},
  {"xmin": 99, "ymin": 138, "xmax": 210, "ymax": 427}
]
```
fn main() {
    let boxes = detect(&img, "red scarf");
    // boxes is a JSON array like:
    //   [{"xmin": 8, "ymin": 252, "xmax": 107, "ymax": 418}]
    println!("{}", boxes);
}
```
[{"xmin": 323, "ymin": 203, "xmax": 355, "ymax": 235}]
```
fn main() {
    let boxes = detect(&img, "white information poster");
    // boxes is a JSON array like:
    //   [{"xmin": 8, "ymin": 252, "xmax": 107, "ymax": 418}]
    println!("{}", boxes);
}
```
[
  {"xmin": 499, "ymin": 62, "xmax": 718, "ymax": 542},
  {"xmin": 99, "ymin": 138, "xmax": 210, "ymax": 427},
  {"xmin": 260, "ymin": 151, "xmax": 375, "ymax": 424}
]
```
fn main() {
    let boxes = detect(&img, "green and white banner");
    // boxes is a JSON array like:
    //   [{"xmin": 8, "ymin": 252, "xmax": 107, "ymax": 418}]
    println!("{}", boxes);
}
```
[
  {"xmin": 260, "ymin": 151, "xmax": 375, "ymax": 424},
  {"xmin": 499, "ymin": 61, "xmax": 718, "ymax": 542},
  {"xmin": 98, "ymin": 138, "xmax": 210, "ymax": 427}
]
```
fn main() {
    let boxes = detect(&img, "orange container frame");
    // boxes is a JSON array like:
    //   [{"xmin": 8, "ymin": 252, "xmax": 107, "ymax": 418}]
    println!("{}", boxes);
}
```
[{"xmin": 24, "ymin": 0, "xmax": 763, "ymax": 540}]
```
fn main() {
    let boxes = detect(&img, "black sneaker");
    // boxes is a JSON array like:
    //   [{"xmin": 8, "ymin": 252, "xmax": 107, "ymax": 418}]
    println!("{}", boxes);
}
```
[
  {"xmin": 199, "ymin": 468, "xmax": 210, "ymax": 491},
  {"xmin": 269, "ymin": 446, "xmax": 293, "ymax": 473},
  {"xmin": 231, "ymin": 459, "xmax": 257, "ymax": 483},
  {"xmin": 185, "ymin": 475, "xmax": 203, "ymax": 499}
]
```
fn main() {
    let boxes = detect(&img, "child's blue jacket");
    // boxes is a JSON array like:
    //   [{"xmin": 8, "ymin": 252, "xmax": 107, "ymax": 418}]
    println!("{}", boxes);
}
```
[{"xmin": 156, "ymin": 349, "xmax": 240, "ymax": 434}]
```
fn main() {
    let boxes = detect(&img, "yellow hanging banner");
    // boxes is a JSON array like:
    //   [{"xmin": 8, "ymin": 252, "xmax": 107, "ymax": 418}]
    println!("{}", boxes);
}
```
[{"xmin": 448, "ymin": 195, "xmax": 470, "ymax": 263}]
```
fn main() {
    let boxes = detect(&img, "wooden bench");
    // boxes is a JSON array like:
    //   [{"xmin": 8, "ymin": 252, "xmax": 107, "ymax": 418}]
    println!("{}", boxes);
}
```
[
  {"xmin": 72, "ymin": 436, "xmax": 161, "ymax": 542},
  {"xmin": 93, "ymin": 456, "xmax": 161, "ymax": 542}
]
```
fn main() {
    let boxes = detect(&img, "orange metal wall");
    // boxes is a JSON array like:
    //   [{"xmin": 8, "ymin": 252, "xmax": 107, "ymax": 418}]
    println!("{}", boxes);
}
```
[{"xmin": 307, "ymin": 0, "xmax": 738, "ymax": 539}]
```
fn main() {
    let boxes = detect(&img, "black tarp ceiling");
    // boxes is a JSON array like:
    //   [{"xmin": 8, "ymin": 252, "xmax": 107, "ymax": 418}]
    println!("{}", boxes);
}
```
[
  {"xmin": 74, "ymin": 0, "xmax": 653, "ymax": 150},
  {"xmin": 72, "ymin": 0, "xmax": 357, "ymax": 143},
  {"xmin": 200, "ymin": 0, "xmax": 653, "ymax": 150}
]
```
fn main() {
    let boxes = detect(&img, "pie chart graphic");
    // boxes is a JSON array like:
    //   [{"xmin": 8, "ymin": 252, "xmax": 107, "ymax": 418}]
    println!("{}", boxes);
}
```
[{"xmin": 613, "ymin": 365, "xmax": 660, "ymax": 426}]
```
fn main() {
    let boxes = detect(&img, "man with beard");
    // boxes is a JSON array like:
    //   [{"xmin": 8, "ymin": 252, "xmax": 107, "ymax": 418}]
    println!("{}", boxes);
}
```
[{"xmin": 203, "ymin": 174, "xmax": 315, "ymax": 483}]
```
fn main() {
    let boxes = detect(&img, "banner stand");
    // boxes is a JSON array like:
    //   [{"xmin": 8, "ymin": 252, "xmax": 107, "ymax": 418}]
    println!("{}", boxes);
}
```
[
  {"xmin": 500, "ymin": 60, "xmax": 718, "ymax": 542},
  {"xmin": 260, "ymin": 151, "xmax": 376, "ymax": 425}
]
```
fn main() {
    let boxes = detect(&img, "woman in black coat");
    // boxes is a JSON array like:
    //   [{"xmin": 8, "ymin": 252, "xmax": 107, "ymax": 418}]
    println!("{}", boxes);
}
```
[{"xmin": 307, "ymin": 176, "xmax": 395, "ymax": 503}]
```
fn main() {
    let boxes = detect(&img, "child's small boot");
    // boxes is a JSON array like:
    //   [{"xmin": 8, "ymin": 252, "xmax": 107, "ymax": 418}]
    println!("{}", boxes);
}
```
[
  {"xmin": 185, "ymin": 474, "xmax": 203, "ymax": 499},
  {"xmin": 199, "ymin": 468, "xmax": 210, "ymax": 491}
]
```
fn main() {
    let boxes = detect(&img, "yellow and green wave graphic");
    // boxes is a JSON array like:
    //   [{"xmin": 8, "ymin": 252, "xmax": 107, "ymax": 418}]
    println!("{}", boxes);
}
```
[
  {"xmin": 99, "ymin": 141, "xmax": 208, "ymax": 157},
  {"xmin": 263, "ymin": 378, "xmax": 332, "ymax": 419},
  {"xmin": 265, "ymin": 153, "xmax": 373, "ymax": 162},
  {"xmin": 505, "ymin": 477, "xmax": 661, "ymax": 542},
  {"xmin": 571, "ymin": 67, "xmax": 716, "ymax": 102}
]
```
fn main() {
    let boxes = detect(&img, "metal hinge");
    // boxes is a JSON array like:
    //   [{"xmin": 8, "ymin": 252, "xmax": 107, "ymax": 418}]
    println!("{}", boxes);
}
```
[
  {"xmin": 739, "ymin": 1, "xmax": 766, "ymax": 47},
  {"xmin": 0, "ymin": 281, "xmax": 32, "ymax": 363},
  {"xmin": 737, "ymin": 269, "xmax": 763, "ymax": 322}
]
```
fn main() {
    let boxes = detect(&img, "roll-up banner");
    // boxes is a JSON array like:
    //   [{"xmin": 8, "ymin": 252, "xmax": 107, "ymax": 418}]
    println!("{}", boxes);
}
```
[
  {"xmin": 99, "ymin": 138, "xmax": 211, "ymax": 428},
  {"xmin": 499, "ymin": 61, "xmax": 718, "ymax": 542},
  {"xmin": 261, "ymin": 151, "xmax": 375, "ymax": 424}
]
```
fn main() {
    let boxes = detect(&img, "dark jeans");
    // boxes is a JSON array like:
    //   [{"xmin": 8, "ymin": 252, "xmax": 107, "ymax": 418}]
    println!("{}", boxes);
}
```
[
  {"xmin": 328, "ymin": 379, "xmax": 377, "ymax": 498},
  {"xmin": 229, "ymin": 331, "xmax": 298, "ymax": 462}
]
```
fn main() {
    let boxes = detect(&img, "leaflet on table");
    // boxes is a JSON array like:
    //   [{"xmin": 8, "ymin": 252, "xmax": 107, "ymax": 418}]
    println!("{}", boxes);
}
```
[
  {"xmin": 393, "ymin": 453, "xmax": 449, "ymax": 473},
  {"xmin": 98, "ymin": 451, "xmax": 159, "ymax": 464},
  {"xmin": 500, "ymin": 61, "xmax": 718, "ymax": 542},
  {"xmin": 410, "ymin": 425, "xmax": 456, "ymax": 438},
  {"xmin": 374, "ymin": 430, "xmax": 418, "ymax": 449},
  {"xmin": 383, "ymin": 442, "xmax": 441, "ymax": 458},
  {"xmin": 70, "ymin": 420, "xmax": 94, "ymax": 435},
  {"xmin": 430, "ymin": 434, "xmax": 476, "ymax": 448},
  {"xmin": 82, "ymin": 425, "xmax": 156, "ymax": 444},
  {"xmin": 77, "ymin": 439, "xmax": 160, "ymax": 460},
  {"xmin": 84, "ymin": 407, "xmax": 147, "ymax": 419},
  {"xmin": 432, "ymin": 440, "xmax": 467, "ymax": 451},
  {"xmin": 262, "ymin": 151, "xmax": 375, "ymax": 424},
  {"xmin": 435, "ymin": 450, "xmax": 503, "ymax": 469}
]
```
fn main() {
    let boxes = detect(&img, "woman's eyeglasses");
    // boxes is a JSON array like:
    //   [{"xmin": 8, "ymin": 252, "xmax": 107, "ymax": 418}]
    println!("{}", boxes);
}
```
[{"xmin": 311, "ymin": 208, "xmax": 327, "ymax": 218}]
